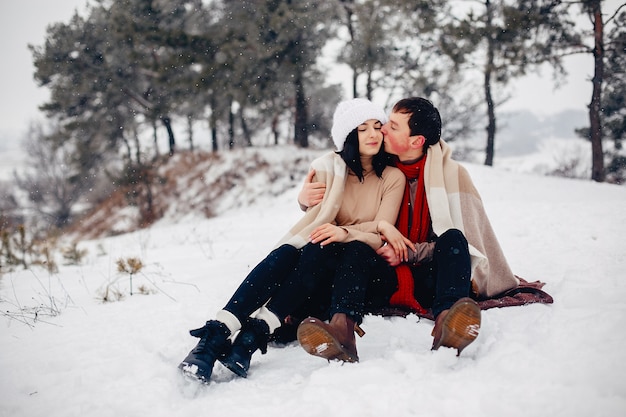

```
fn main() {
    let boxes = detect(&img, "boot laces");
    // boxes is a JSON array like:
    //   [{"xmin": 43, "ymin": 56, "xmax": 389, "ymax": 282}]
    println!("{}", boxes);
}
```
[{"xmin": 189, "ymin": 321, "xmax": 223, "ymax": 354}]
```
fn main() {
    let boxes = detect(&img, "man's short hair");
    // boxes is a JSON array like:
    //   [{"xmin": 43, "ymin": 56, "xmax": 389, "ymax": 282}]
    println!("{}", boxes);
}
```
[{"xmin": 392, "ymin": 97, "xmax": 442, "ymax": 147}]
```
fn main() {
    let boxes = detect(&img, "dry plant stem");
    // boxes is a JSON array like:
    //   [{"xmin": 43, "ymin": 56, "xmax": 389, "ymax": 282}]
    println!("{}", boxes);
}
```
[
  {"xmin": 137, "ymin": 271, "xmax": 176, "ymax": 302},
  {"xmin": 2, "ymin": 273, "xmax": 66, "ymax": 327}
]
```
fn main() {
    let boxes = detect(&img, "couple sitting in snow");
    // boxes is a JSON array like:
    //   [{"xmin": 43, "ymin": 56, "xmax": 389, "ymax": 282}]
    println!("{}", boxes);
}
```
[{"xmin": 178, "ymin": 96, "xmax": 528, "ymax": 384}]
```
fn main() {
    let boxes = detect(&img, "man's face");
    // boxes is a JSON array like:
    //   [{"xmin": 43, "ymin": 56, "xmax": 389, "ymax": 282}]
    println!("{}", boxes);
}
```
[{"xmin": 381, "ymin": 111, "xmax": 412, "ymax": 156}]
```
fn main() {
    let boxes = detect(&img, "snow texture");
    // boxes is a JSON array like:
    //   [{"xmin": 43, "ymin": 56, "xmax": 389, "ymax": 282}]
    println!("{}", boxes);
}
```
[{"xmin": 1, "ymin": 148, "xmax": 625, "ymax": 417}]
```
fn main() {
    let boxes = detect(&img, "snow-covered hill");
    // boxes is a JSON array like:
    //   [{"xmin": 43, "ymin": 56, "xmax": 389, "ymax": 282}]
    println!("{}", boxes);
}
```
[
  {"xmin": 67, "ymin": 146, "xmax": 325, "ymax": 239},
  {"xmin": 1, "ymin": 146, "xmax": 625, "ymax": 417}
]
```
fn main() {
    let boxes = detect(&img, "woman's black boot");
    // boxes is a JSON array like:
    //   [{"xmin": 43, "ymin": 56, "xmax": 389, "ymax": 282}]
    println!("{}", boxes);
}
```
[
  {"xmin": 219, "ymin": 317, "xmax": 270, "ymax": 378},
  {"xmin": 178, "ymin": 320, "xmax": 231, "ymax": 383}
]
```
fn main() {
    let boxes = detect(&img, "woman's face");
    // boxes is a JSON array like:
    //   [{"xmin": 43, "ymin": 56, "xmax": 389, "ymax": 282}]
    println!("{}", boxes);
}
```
[{"xmin": 357, "ymin": 119, "xmax": 383, "ymax": 157}]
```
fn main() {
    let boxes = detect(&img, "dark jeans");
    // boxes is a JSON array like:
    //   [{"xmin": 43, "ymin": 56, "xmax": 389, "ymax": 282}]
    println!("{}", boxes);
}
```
[
  {"xmin": 266, "ymin": 240, "xmax": 377, "ymax": 324},
  {"xmin": 367, "ymin": 228, "xmax": 472, "ymax": 318},
  {"xmin": 223, "ymin": 244, "xmax": 301, "ymax": 322},
  {"xmin": 222, "ymin": 229, "xmax": 470, "ymax": 330},
  {"xmin": 223, "ymin": 241, "xmax": 377, "ymax": 325}
]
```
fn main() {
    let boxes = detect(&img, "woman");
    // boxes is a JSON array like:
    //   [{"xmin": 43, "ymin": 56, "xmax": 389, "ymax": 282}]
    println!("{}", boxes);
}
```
[{"xmin": 178, "ymin": 98, "xmax": 405, "ymax": 383}]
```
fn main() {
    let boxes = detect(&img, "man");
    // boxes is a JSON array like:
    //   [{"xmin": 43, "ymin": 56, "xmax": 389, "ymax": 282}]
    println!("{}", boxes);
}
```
[{"xmin": 297, "ymin": 97, "xmax": 519, "ymax": 356}]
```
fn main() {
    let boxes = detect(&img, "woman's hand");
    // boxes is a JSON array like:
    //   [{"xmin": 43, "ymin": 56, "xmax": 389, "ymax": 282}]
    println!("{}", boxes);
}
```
[
  {"xmin": 377, "ymin": 220, "xmax": 415, "ymax": 262},
  {"xmin": 298, "ymin": 169, "xmax": 326, "ymax": 209},
  {"xmin": 309, "ymin": 223, "xmax": 347, "ymax": 247}
]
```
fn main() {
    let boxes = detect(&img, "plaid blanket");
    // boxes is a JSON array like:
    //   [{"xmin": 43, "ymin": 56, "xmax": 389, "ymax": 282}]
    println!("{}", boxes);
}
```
[
  {"xmin": 275, "ymin": 152, "xmax": 348, "ymax": 249},
  {"xmin": 425, "ymin": 139, "xmax": 520, "ymax": 297}
]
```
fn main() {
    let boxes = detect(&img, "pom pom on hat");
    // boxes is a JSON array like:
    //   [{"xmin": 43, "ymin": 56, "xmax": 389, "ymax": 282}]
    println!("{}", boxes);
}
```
[{"xmin": 331, "ymin": 98, "xmax": 388, "ymax": 151}]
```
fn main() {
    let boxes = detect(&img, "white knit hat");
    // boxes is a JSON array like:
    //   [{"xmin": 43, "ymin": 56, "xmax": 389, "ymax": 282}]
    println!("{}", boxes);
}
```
[{"xmin": 331, "ymin": 98, "xmax": 388, "ymax": 151}]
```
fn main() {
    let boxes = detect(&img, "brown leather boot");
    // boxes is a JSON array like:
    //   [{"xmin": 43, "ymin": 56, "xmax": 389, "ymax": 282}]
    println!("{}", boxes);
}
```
[
  {"xmin": 431, "ymin": 297, "xmax": 481, "ymax": 356},
  {"xmin": 297, "ymin": 313, "xmax": 364, "ymax": 363}
]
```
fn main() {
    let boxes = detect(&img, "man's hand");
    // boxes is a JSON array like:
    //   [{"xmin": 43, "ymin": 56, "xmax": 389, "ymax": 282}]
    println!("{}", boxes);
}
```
[
  {"xmin": 376, "ymin": 244, "xmax": 402, "ymax": 267},
  {"xmin": 309, "ymin": 223, "xmax": 347, "ymax": 247},
  {"xmin": 377, "ymin": 220, "xmax": 415, "ymax": 262},
  {"xmin": 298, "ymin": 169, "xmax": 326, "ymax": 209}
]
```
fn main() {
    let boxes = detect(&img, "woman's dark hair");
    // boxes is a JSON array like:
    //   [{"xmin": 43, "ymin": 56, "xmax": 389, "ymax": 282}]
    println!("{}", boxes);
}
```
[
  {"xmin": 337, "ymin": 127, "xmax": 394, "ymax": 182},
  {"xmin": 393, "ymin": 97, "xmax": 442, "ymax": 147}
]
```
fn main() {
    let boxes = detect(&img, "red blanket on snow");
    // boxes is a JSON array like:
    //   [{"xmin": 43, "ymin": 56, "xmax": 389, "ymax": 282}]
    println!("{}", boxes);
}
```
[{"xmin": 373, "ymin": 276, "xmax": 553, "ymax": 321}]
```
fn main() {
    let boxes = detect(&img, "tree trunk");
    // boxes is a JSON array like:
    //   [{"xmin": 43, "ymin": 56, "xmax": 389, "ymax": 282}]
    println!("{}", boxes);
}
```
[
  {"xmin": 366, "ymin": 65, "xmax": 373, "ymax": 101},
  {"xmin": 187, "ymin": 115, "xmax": 194, "ymax": 152},
  {"xmin": 228, "ymin": 107, "xmax": 235, "ymax": 150},
  {"xmin": 589, "ymin": 0, "xmax": 605, "ymax": 182},
  {"xmin": 365, "ymin": 42, "xmax": 374, "ymax": 100},
  {"xmin": 272, "ymin": 113, "xmax": 279, "ymax": 145},
  {"xmin": 211, "ymin": 126, "xmax": 218, "ymax": 152},
  {"xmin": 132, "ymin": 125, "xmax": 142, "ymax": 165},
  {"xmin": 161, "ymin": 116, "xmax": 176, "ymax": 156},
  {"xmin": 152, "ymin": 119, "xmax": 159, "ymax": 160},
  {"xmin": 341, "ymin": 0, "xmax": 358, "ymax": 98},
  {"xmin": 483, "ymin": 0, "xmax": 496, "ymax": 167},
  {"xmin": 209, "ymin": 100, "xmax": 218, "ymax": 152},
  {"xmin": 140, "ymin": 165, "xmax": 155, "ymax": 226},
  {"xmin": 294, "ymin": 71, "xmax": 309, "ymax": 148},
  {"xmin": 240, "ymin": 109, "xmax": 252, "ymax": 147},
  {"xmin": 484, "ymin": 69, "xmax": 496, "ymax": 166},
  {"xmin": 122, "ymin": 136, "xmax": 132, "ymax": 164}
]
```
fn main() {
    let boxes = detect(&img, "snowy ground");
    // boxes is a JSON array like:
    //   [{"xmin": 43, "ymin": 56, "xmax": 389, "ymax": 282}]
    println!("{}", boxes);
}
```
[{"xmin": 1, "ymin": 153, "xmax": 625, "ymax": 417}]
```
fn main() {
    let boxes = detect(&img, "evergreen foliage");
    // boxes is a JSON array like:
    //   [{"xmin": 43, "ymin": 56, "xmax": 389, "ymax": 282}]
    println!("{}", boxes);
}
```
[
  {"xmin": 438, "ymin": 0, "xmax": 580, "ymax": 166},
  {"xmin": 10, "ymin": 0, "xmax": 625, "ymax": 240}
]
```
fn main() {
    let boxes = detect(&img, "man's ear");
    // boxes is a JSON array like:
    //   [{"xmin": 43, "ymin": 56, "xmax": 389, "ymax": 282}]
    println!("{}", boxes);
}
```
[{"xmin": 410, "ymin": 135, "xmax": 426, "ymax": 149}]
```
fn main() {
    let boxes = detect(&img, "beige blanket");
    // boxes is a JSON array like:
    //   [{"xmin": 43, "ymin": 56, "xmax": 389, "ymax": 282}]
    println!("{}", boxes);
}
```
[
  {"xmin": 275, "ymin": 152, "xmax": 347, "ymax": 249},
  {"xmin": 425, "ymin": 140, "xmax": 519, "ymax": 297}
]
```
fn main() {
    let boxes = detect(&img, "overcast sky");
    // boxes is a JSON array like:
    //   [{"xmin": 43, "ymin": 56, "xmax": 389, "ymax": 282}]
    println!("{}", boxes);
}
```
[
  {"xmin": 0, "ymin": 1, "xmax": 90, "ymax": 143},
  {"xmin": 0, "ymin": 1, "xmax": 622, "ymax": 149}
]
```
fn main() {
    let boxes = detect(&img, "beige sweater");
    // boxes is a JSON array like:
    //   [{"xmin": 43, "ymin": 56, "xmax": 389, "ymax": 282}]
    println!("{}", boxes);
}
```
[{"xmin": 276, "ymin": 152, "xmax": 405, "ymax": 250}]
